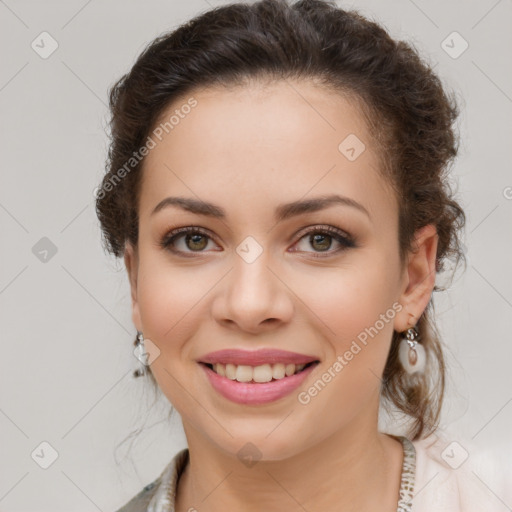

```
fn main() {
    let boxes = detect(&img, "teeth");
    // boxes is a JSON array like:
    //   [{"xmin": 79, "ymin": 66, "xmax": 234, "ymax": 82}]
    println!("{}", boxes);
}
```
[{"xmin": 212, "ymin": 362, "xmax": 307, "ymax": 382}]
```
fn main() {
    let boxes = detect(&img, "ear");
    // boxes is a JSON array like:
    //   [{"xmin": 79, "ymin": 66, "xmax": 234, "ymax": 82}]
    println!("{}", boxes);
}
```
[
  {"xmin": 394, "ymin": 224, "xmax": 438, "ymax": 333},
  {"xmin": 124, "ymin": 243, "xmax": 142, "ymax": 332}
]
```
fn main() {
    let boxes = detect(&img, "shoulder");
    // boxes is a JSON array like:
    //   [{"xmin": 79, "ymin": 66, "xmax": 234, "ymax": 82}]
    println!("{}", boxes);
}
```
[
  {"xmin": 410, "ymin": 433, "xmax": 511, "ymax": 512},
  {"xmin": 114, "ymin": 478, "xmax": 161, "ymax": 512},
  {"xmin": 113, "ymin": 448, "xmax": 189, "ymax": 512}
]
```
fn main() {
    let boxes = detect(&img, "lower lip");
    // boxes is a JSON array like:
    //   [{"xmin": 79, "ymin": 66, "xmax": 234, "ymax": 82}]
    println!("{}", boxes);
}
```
[{"xmin": 200, "ymin": 362, "xmax": 319, "ymax": 405}]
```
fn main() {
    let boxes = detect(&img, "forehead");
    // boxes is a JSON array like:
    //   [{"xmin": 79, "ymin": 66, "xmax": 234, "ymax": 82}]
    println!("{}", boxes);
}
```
[{"xmin": 139, "ymin": 79, "xmax": 395, "ymax": 222}]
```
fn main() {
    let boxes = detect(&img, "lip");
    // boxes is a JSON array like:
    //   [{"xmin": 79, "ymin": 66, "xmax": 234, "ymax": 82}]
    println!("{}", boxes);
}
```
[
  {"xmin": 200, "ymin": 361, "xmax": 319, "ymax": 405},
  {"xmin": 198, "ymin": 348, "xmax": 319, "ymax": 366}
]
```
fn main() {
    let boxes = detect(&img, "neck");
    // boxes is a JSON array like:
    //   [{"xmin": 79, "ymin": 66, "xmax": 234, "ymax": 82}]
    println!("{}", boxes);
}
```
[{"xmin": 175, "ymin": 412, "xmax": 404, "ymax": 512}]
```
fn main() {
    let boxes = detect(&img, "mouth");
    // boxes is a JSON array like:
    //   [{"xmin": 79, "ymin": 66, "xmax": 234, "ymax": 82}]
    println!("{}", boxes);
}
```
[
  {"xmin": 197, "ymin": 348, "xmax": 321, "ymax": 403},
  {"xmin": 199, "ymin": 359, "xmax": 320, "ymax": 405},
  {"xmin": 199, "ymin": 360, "xmax": 320, "ymax": 384}
]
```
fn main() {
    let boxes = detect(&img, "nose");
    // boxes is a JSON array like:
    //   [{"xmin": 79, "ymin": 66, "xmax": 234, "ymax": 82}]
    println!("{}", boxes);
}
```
[{"xmin": 211, "ymin": 251, "xmax": 294, "ymax": 334}]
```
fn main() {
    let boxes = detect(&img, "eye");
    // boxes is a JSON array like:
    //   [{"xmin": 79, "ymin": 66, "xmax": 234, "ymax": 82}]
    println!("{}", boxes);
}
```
[
  {"xmin": 291, "ymin": 225, "xmax": 356, "ymax": 257},
  {"xmin": 159, "ymin": 226, "xmax": 219, "ymax": 256},
  {"xmin": 159, "ymin": 224, "xmax": 356, "ymax": 258}
]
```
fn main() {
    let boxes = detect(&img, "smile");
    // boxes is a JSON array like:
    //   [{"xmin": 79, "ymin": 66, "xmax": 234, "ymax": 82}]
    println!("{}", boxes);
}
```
[
  {"xmin": 203, "ymin": 361, "xmax": 317, "ymax": 383},
  {"xmin": 197, "ymin": 348, "xmax": 321, "ymax": 404}
]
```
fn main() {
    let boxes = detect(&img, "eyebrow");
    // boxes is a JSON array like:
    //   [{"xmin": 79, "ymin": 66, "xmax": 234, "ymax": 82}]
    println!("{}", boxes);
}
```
[{"xmin": 151, "ymin": 194, "xmax": 371, "ymax": 221}]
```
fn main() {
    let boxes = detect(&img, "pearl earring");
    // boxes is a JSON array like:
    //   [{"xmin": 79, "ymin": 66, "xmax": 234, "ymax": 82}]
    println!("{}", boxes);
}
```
[{"xmin": 398, "ymin": 327, "xmax": 426, "ymax": 374}]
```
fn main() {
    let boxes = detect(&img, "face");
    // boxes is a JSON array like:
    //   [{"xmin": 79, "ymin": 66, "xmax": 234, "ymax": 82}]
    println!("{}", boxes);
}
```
[{"xmin": 124, "ymin": 79, "xmax": 436, "ymax": 461}]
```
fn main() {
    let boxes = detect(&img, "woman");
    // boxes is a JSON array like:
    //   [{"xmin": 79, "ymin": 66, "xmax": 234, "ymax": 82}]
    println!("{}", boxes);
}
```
[{"xmin": 95, "ymin": 0, "xmax": 502, "ymax": 510}]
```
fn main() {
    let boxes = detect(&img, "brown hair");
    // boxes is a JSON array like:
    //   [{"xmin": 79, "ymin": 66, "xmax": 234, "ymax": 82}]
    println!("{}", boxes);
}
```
[{"xmin": 96, "ymin": 0, "xmax": 466, "ymax": 441}]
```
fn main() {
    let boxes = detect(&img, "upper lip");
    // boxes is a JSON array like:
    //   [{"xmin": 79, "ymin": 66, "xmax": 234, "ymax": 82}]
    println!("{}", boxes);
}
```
[{"xmin": 198, "ymin": 349, "xmax": 319, "ymax": 366}]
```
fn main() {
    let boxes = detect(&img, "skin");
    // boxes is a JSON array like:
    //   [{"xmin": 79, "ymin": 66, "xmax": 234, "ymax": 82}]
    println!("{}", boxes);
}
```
[{"xmin": 124, "ymin": 79, "xmax": 438, "ymax": 512}]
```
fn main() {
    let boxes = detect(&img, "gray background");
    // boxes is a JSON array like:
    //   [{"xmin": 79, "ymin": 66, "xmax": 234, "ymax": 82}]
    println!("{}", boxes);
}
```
[{"xmin": 1, "ymin": 0, "xmax": 511, "ymax": 510}]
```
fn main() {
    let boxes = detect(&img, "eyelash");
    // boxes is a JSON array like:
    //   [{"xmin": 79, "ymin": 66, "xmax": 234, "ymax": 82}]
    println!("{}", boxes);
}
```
[{"xmin": 159, "ymin": 225, "xmax": 356, "ymax": 258}]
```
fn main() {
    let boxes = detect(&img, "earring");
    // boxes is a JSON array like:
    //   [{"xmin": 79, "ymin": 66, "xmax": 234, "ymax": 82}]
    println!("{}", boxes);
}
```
[
  {"xmin": 133, "ymin": 331, "xmax": 148, "ymax": 378},
  {"xmin": 398, "ymin": 327, "xmax": 426, "ymax": 375}
]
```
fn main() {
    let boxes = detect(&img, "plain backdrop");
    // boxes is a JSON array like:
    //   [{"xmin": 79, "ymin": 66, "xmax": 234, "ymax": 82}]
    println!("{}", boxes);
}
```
[{"xmin": 1, "ymin": 0, "xmax": 511, "ymax": 510}]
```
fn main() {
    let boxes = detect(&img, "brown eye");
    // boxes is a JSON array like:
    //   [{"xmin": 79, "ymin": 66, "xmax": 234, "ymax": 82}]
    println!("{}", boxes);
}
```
[
  {"xmin": 309, "ymin": 233, "xmax": 332, "ymax": 251},
  {"xmin": 160, "ymin": 226, "xmax": 217, "ymax": 255},
  {"xmin": 159, "ymin": 224, "xmax": 356, "ymax": 258},
  {"xmin": 292, "ymin": 225, "xmax": 356, "ymax": 257},
  {"xmin": 184, "ymin": 233, "xmax": 208, "ymax": 251}
]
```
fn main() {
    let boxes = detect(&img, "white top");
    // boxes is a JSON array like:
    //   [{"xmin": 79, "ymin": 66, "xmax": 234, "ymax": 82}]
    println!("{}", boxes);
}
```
[{"xmin": 408, "ymin": 434, "xmax": 510, "ymax": 511}]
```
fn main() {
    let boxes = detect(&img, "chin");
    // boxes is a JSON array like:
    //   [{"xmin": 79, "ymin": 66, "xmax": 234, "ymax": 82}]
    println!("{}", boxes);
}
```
[{"xmin": 211, "ymin": 428, "xmax": 312, "ymax": 464}]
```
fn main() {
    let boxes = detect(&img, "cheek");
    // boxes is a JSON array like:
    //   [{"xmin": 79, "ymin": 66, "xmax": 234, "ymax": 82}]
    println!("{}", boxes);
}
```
[
  {"xmin": 294, "ymin": 266, "xmax": 397, "ymax": 425},
  {"xmin": 292, "ymin": 256, "xmax": 399, "ymax": 337},
  {"xmin": 135, "ymin": 259, "xmax": 207, "ymax": 407},
  {"xmin": 290, "ymin": 256, "xmax": 399, "ymax": 406},
  {"xmin": 135, "ymin": 257, "xmax": 209, "ymax": 351}
]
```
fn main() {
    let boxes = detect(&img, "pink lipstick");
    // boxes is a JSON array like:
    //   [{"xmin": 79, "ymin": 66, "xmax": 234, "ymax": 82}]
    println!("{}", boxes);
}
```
[{"xmin": 197, "ymin": 348, "xmax": 320, "ymax": 405}]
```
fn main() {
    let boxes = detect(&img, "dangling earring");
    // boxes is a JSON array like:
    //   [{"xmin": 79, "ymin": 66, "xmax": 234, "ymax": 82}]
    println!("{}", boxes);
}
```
[
  {"xmin": 398, "ymin": 327, "xmax": 426, "ymax": 375},
  {"xmin": 133, "ymin": 331, "xmax": 148, "ymax": 378}
]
